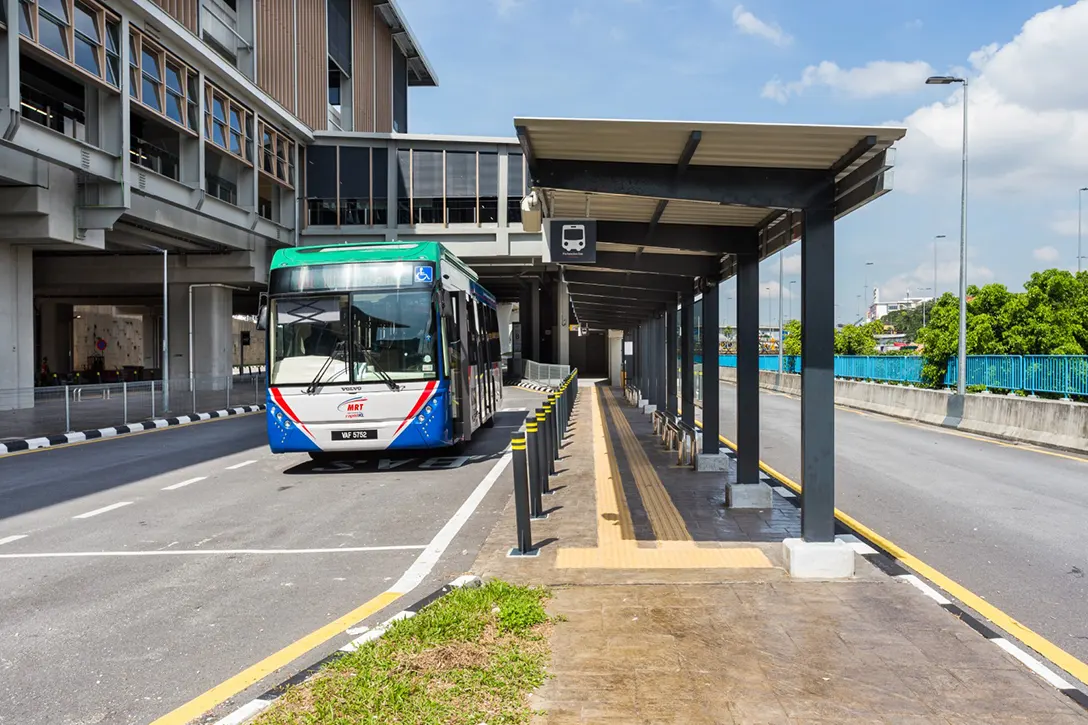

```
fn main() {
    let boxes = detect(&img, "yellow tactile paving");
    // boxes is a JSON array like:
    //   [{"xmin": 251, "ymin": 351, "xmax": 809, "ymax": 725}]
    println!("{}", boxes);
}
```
[
  {"xmin": 554, "ymin": 385, "xmax": 773, "ymax": 571},
  {"xmin": 602, "ymin": 388, "xmax": 692, "ymax": 542}
]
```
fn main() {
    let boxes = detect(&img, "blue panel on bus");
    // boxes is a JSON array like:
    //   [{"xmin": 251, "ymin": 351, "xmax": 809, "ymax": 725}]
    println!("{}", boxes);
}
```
[
  {"xmin": 470, "ymin": 280, "xmax": 497, "ymax": 308},
  {"xmin": 388, "ymin": 383, "xmax": 453, "ymax": 449},
  {"xmin": 266, "ymin": 390, "xmax": 320, "ymax": 453}
]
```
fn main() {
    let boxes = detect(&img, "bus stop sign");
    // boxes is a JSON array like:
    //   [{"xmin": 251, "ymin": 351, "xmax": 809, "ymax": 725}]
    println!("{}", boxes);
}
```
[{"xmin": 546, "ymin": 219, "xmax": 596, "ymax": 264}]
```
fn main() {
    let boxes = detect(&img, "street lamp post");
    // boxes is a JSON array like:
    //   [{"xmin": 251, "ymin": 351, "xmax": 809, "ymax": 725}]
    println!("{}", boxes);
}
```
[
  {"xmin": 926, "ymin": 75, "xmax": 969, "ymax": 395},
  {"xmin": 933, "ymin": 234, "xmax": 946, "ymax": 298},
  {"xmin": 917, "ymin": 287, "xmax": 932, "ymax": 328},
  {"xmin": 788, "ymin": 280, "xmax": 796, "ymax": 322},
  {"xmin": 863, "ymin": 261, "xmax": 874, "ymax": 321},
  {"xmin": 1079, "ymin": 187, "xmax": 1087, "ymax": 273}
]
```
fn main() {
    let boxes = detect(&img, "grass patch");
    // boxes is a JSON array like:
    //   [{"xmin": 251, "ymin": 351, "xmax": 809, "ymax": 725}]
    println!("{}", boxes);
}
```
[{"xmin": 252, "ymin": 580, "xmax": 553, "ymax": 725}]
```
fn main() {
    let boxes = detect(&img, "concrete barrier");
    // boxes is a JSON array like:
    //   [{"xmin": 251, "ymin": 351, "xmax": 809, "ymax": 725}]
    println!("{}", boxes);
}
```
[{"xmin": 719, "ymin": 367, "xmax": 1088, "ymax": 454}]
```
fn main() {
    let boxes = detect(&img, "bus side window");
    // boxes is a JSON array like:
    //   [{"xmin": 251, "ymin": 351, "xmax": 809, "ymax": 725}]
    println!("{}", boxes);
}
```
[
  {"xmin": 468, "ymin": 300, "xmax": 479, "ymax": 367},
  {"xmin": 487, "ymin": 305, "xmax": 500, "ymax": 364}
]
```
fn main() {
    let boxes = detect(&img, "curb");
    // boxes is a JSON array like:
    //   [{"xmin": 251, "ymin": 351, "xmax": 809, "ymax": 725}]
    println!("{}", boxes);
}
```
[
  {"xmin": 211, "ymin": 574, "xmax": 483, "ymax": 725},
  {"xmin": 0, "ymin": 405, "xmax": 265, "ymax": 455},
  {"xmin": 743, "ymin": 453, "xmax": 1088, "ymax": 711},
  {"xmin": 510, "ymin": 380, "xmax": 555, "ymax": 394}
]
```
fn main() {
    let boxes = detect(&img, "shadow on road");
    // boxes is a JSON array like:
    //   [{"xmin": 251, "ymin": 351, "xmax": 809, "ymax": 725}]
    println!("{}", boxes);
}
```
[{"xmin": 0, "ymin": 415, "xmax": 267, "ymax": 522}]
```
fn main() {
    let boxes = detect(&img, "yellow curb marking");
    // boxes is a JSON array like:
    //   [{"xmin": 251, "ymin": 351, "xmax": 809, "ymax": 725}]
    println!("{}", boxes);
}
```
[
  {"xmin": 701, "ymin": 421, "xmax": 1088, "ymax": 689},
  {"xmin": 148, "ymin": 590, "xmax": 402, "ymax": 725}
]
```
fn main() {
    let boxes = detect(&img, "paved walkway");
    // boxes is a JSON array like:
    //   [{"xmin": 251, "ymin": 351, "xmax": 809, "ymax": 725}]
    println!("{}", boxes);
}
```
[{"xmin": 473, "ymin": 383, "xmax": 1088, "ymax": 724}]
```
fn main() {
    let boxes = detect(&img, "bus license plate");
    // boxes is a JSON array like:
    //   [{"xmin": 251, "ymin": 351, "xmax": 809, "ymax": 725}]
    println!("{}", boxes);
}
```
[{"xmin": 332, "ymin": 430, "xmax": 378, "ymax": 441}]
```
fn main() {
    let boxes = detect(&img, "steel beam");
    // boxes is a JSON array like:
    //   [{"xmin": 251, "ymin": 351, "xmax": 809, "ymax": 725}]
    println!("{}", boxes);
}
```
[
  {"xmin": 568, "ymin": 284, "xmax": 679, "ymax": 304},
  {"xmin": 599, "ymin": 221, "xmax": 759, "ymax": 255},
  {"xmin": 800, "ymin": 205, "xmax": 837, "ymax": 543},
  {"xmin": 665, "ymin": 307, "xmax": 678, "ymax": 415},
  {"xmin": 563, "ymin": 270, "xmax": 695, "ymax": 293},
  {"xmin": 700, "ymin": 282, "xmax": 720, "ymax": 453},
  {"xmin": 534, "ymin": 158, "xmax": 829, "ymax": 209},
  {"xmin": 592, "ymin": 251, "xmax": 718, "ymax": 277},
  {"xmin": 680, "ymin": 294, "xmax": 695, "ymax": 426},
  {"xmin": 736, "ymin": 254, "xmax": 760, "ymax": 484}
]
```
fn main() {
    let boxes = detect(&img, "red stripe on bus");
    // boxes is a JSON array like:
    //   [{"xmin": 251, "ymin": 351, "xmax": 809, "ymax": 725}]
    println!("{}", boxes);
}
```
[
  {"xmin": 394, "ymin": 380, "xmax": 438, "ymax": 435},
  {"xmin": 269, "ymin": 387, "xmax": 313, "ymax": 437}
]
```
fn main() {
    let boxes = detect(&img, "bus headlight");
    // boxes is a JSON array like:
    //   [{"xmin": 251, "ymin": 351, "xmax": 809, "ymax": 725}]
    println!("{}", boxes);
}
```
[
  {"xmin": 424, "ymin": 405, "xmax": 432, "ymax": 414},
  {"xmin": 417, "ymin": 414, "xmax": 426, "ymax": 423}
]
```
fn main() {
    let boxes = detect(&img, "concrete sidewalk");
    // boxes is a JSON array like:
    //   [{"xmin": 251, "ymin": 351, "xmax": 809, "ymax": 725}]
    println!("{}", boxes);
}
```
[{"xmin": 473, "ymin": 383, "xmax": 1088, "ymax": 724}]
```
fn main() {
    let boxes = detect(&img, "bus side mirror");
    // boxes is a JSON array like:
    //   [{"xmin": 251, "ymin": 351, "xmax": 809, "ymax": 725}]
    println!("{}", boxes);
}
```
[
  {"xmin": 439, "ymin": 290, "xmax": 454, "ymax": 319},
  {"xmin": 256, "ymin": 304, "xmax": 268, "ymax": 331}
]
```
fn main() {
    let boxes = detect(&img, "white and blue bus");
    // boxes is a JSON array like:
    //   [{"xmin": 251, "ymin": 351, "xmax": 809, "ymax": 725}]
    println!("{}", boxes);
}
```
[{"xmin": 258, "ymin": 241, "xmax": 502, "ymax": 457}]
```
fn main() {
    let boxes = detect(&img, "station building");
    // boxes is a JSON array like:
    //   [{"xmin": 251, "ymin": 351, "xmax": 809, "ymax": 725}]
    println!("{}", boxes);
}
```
[{"xmin": 1, "ymin": 0, "xmax": 582, "ymax": 408}]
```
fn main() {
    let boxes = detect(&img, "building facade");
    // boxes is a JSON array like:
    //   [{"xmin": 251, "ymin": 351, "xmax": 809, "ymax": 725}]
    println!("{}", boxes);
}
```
[{"xmin": 0, "ymin": 0, "xmax": 465, "ymax": 402}]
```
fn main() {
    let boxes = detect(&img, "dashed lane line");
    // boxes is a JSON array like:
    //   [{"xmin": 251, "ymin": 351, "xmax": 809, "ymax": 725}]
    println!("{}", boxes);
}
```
[
  {"xmin": 225, "ymin": 460, "xmax": 256, "ymax": 470},
  {"xmin": 72, "ymin": 501, "xmax": 133, "ymax": 519},
  {"xmin": 162, "ymin": 476, "xmax": 208, "ymax": 491},
  {"xmin": 0, "ymin": 545, "xmax": 429, "ymax": 559},
  {"xmin": 0, "ymin": 535, "xmax": 28, "ymax": 546}
]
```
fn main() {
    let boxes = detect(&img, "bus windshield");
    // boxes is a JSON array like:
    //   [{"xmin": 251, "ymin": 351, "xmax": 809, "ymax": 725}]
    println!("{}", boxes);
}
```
[{"xmin": 271, "ymin": 288, "xmax": 437, "ymax": 386}]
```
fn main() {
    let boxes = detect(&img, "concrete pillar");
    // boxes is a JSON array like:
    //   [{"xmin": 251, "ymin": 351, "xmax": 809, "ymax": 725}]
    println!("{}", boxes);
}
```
[
  {"xmin": 556, "ymin": 276, "xmax": 570, "ymax": 366},
  {"xmin": 141, "ymin": 309, "xmax": 159, "ymax": 369},
  {"xmin": 0, "ymin": 243, "xmax": 34, "ymax": 408},
  {"xmin": 680, "ymin": 294, "xmax": 695, "ymax": 427},
  {"xmin": 785, "ymin": 203, "xmax": 853, "ymax": 578},
  {"xmin": 696, "ymin": 281, "xmax": 727, "ymax": 470},
  {"xmin": 529, "ymin": 279, "xmax": 540, "ymax": 362},
  {"xmin": 665, "ymin": 307, "xmax": 678, "ymax": 416},
  {"xmin": 167, "ymin": 284, "xmax": 234, "ymax": 395},
  {"xmin": 729, "ymin": 254, "xmax": 772, "ymax": 507},
  {"xmin": 607, "ymin": 329, "xmax": 623, "ymax": 387},
  {"xmin": 39, "ymin": 301, "xmax": 74, "ymax": 375}
]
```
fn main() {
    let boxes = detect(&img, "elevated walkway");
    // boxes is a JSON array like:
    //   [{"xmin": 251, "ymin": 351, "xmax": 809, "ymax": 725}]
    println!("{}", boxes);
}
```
[{"xmin": 473, "ymin": 381, "xmax": 1088, "ymax": 723}]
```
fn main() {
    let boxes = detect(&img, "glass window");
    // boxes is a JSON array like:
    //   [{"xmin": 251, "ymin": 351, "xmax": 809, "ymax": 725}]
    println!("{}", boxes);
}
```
[
  {"xmin": 73, "ymin": 1, "xmax": 97, "ymax": 39},
  {"xmin": 105, "ymin": 21, "xmax": 120, "ymax": 86},
  {"xmin": 19, "ymin": 0, "xmax": 34, "ymax": 39},
  {"xmin": 40, "ymin": 0, "xmax": 67, "ymax": 19},
  {"xmin": 305, "ymin": 145, "xmax": 337, "ymax": 225},
  {"xmin": 74, "ymin": 35, "xmax": 100, "ymax": 76},
  {"xmin": 129, "ymin": 65, "xmax": 138, "ymax": 98},
  {"xmin": 275, "ymin": 137, "xmax": 287, "ymax": 180},
  {"xmin": 338, "ymin": 147, "xmax": 371, "ymax": 225},
  {"xmin": 371, "ymin": 148, "xmax": 389, "ymax": 226},
  {"xmin": 444, "ymin": 151, "xmax": 476, "ymax": 224},
  {"xmin": 229, "ymin": 108, "xmax": 242, "ymax": 154},
  {"xmin": 39, "ymin": 13, "xmax": 69, "ymax": 58},
  {"xmin": 396, "ymin": 149, "xmax": 411, "ymax": 225},
  {"xmin": 271, "ymin": 296, "xmax": 350, "ymax": 386},
  {"xmin": 142, "ymin": 76, "xmax": 161, "ymax": 111},
  {"xmin": 508, "ymin": 151, "xmax": 525, "ymax": 224},
  {"xmin": 261, "ymin": 127, "xmax": 274, "ymax": 173},
  {"xmin": 479, "ymin": 152, "xmax": 499, "ymax": 224},
  {"xmin": 348, "ymin": 289, "xmax": 437, "ymax": 382},
  {"xmin": 141, "ymin": 48, "xmax": 160, "ymax": 81},
  {"xmin": 164, "ymin": 62, "xmax": 183, "ymax": 94},
  {"xmin": 411, "ymin": 150, "xmax": 442, "ymax": 224}
]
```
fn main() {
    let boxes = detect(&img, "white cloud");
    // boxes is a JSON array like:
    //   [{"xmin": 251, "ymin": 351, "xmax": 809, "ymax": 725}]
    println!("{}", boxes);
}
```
[
  {"xmin": 877, "ymin": 258, "xmax": 994, "ymax": 301},
  {"xmin": 732, "ymin": 5, "xmax": 792, "ymax": 47},
  {"xmin": 782, "ymin": 253, "xmax": 801, "ymax": 275},
  {"xmin": 1049, "ymin": 210, "xmax": 1082, "ymax": 237},
  {"xmin": 1033, "ymin": 245, "xmax": 1060, "ymax": 262},
  {"xmin": 493, "ymin": 0, "xmax": 522, "ymax": 16},
  {"xmin": 892, "ymin": 1, "xmax": 1088, "ymax": 197},
  {"xmin": 762, "ymin": 60, "xmax": 934, "ymax": 103},
  {"xmin": 904, "ymin": 19, "xmax": 923, "ymax": 31}
]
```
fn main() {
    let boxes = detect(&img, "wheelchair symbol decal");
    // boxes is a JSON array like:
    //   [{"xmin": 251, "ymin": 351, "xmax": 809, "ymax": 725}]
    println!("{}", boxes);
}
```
[{"xmin": 414, "ymin": 266, "xmax": 434, "ymax": 283}]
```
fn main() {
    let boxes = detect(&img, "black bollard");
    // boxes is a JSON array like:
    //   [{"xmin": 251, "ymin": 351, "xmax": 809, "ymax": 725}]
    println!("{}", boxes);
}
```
[
  {"xmin": 535, "ymin": 408, "xmax": 550, "ymax": 494},
  {"xmin": 525, "ymin": 414, "xmax": 544, "ymax": 518},
  {"xmin": 543, "ymin": 398, "xmax": 557, "ymax": 474},
  {"xmin": 508, "ymin": 430, "xmax": 536, "ymax": 557}
]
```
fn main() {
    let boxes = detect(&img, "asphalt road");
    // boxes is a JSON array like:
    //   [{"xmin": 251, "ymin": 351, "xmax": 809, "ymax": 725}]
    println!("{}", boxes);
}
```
[
  {"xmin": 0, "ymin": 390, "xmax": 540, "ymax": 725},
  {"xmin": 716, "ymin": 381, "xmax": 1088, "ymax": 666}
]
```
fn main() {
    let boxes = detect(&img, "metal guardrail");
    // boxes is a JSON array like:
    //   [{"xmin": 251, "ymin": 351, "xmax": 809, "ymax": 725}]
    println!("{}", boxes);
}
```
[
  {"xmin": 692, "ymin": 354, "xmax": 1088, "ymax": 398},
  {"xmin": 0, "ymin": 374, "xmax": 266, "ymax": 441},
  {"xmin": 522, "ymin": 359, "xmax": 572, "ymax": 387}
]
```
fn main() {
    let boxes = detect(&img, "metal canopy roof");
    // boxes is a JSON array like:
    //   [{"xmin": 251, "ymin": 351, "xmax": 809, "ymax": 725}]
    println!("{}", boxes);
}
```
[{"xmin": 514, "ymin": 116, "xmax": 907, "ymax": 329}]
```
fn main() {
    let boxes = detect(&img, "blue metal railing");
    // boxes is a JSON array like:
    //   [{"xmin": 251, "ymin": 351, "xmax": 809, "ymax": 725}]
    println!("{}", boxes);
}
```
[{"xmin": 704, "ymin": 354, "xmax": 1088, "ymax": 397}]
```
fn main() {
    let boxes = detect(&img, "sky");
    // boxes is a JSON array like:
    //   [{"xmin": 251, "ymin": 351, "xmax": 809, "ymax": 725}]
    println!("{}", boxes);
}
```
[{"xmin": 398, "ymin": 0, "xmax": 1088, "ymax": 326}]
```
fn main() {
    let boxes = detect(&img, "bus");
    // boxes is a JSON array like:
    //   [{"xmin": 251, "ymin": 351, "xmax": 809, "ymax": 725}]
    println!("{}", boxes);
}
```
[{"xmin": 258, "ymin": 241, "xmax": 502, "ymax": 457}]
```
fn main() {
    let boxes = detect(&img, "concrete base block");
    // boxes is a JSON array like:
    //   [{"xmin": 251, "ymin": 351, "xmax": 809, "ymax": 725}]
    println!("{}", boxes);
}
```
[
  {"xmin": 695, "ymin": 453, "xmax": 730, "ymax": 472},
  {"xmin": 726, "ymin": 481, "xmax": 773, "ymax": 508},
  {"xmin": 783, "ymin": 538, "xmax": 855, "ymax": 579},
  {"xmin": 643, "ymin": 404, "xmax": 657, "ymax": 414},
  {"xmin": 638, "ymin": 399, "xmax": 648, "ymax": 409}
]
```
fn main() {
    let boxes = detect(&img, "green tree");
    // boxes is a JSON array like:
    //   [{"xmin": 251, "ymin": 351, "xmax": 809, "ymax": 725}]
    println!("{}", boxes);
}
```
[
  {"xmin": 834, "ymin": 318, "xmax": 883, "ymax": 355},
  {"xmin": 782, "ymin": 318, "xmax": 802, "ymax": 356}
]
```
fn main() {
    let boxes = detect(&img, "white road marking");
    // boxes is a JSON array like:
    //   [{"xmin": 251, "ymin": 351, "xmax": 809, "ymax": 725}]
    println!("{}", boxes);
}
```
[
  {"xmin": 162, "ymin": 476, "xmax": 208, "ymax": 491},
  {"xmin": 212, "ymin": 698, "xmax": 272, "ymax": 725},
  {"xmin": 0, "ymin": 545, "xmax": 429, "ymax": 559},
  {"xmin": 72, "ymin": 501, "xmax": 133, "ymax": 519},
  {"xmin": 992, "ymin": 638, "xmax": 1073, "ymax": 690},
  {"xmin": 389, "ymin": 448, "xmax": 512, "ymax": 594},
  {"xmin": 0, "ymin": 535, "xmax": 28, "ymax": 546},
  {"xmin": 225, "ymin": 460, "xmax": 256, "ymax": 470},
  {"xmin": 836, "ymin": 534, "xmax": 878, "ymax": 556},
  {"xmin": 898, "ymin": 573, "xmax": 952, "ymax": 605}
]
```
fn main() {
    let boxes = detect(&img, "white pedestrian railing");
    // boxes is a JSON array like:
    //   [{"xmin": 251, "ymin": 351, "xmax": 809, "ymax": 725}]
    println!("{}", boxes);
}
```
[{"xmin": 522, "ymin": 359, "xmax": 571, "ymax": 388}]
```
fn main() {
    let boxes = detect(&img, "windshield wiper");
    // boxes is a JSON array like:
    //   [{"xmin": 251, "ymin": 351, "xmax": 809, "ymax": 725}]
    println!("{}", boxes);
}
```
[
  {"xmin": 360, "ymin": 348, "xmax": 402, "ymax": 392},
  {"xmin": 304, "ymin": 341, "xmax": 346, "ymax": 395}
]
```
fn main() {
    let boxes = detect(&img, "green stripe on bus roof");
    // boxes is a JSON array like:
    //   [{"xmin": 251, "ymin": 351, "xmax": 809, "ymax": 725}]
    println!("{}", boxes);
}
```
[{"xmin": 270, "ymin": 241, "xmax": 445, "ymax": 268}]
